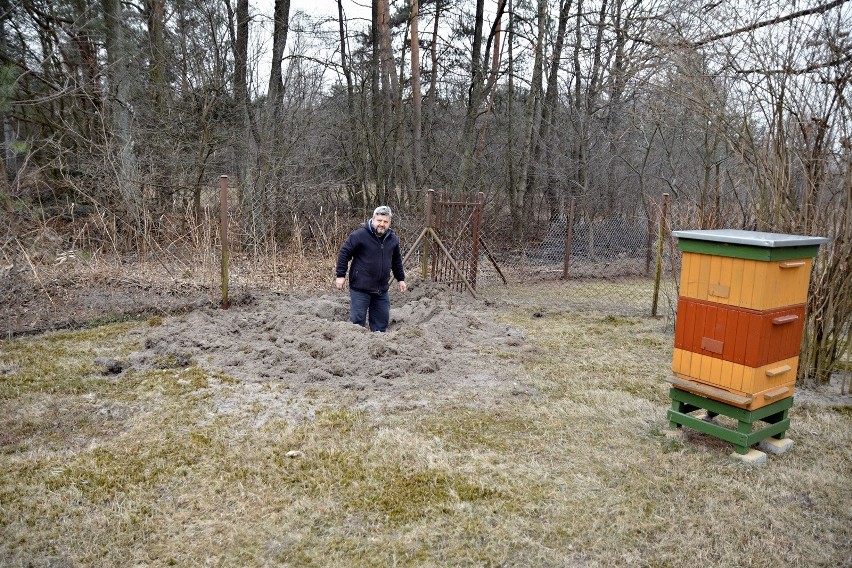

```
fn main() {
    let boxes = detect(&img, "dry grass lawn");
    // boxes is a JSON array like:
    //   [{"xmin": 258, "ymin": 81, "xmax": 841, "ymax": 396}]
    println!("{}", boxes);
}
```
[{"xmin": 1, "ymin": 282, "xmax": 849, "ymax": 567}]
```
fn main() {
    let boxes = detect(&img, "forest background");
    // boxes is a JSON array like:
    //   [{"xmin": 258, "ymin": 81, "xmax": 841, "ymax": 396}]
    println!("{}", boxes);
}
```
[{"xmin": 0, "ymin": 0, "xmax": 850, "ymax": 385}]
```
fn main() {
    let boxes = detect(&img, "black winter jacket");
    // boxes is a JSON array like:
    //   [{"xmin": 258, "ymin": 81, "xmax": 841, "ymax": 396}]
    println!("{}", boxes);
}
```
[{"xmin": 336, "ymin": 220, "xmax": 405, "ymax": 293}]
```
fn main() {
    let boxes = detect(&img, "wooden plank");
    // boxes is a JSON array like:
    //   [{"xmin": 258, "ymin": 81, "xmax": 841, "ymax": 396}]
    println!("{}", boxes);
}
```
[
  {"xmin": 741, "ymin": 259, "xmax": 756, "ymax": 308},
  {"xmin": 667, "ymin": 376, "xmax": 753, "ymax": 406},
  {"xmin": 669, "ymin": 387, "xmax": 793, "ymax": 420}
]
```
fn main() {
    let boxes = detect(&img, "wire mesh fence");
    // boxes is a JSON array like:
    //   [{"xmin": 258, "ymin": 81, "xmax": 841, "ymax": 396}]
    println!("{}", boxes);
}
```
[
  {"xmin": 469, "ymin": 198, "xmax": 683, "ymax": 319},
  {"xmin": 207, "ymin": 181, "xmax": 685, "ymax": 320},
  {"xmin": 349, "ymin": 188, "xmax": 683, "ymax": 319}
]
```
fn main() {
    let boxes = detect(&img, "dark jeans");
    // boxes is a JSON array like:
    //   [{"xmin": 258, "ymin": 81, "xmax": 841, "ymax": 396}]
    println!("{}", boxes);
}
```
[{"xmin": 349, "ymin": 288, "xmax": 391, "ymax": 332}]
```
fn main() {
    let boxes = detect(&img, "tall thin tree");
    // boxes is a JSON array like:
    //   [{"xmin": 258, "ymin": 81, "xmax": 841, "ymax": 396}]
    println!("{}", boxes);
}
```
[{"xmin": 101, "ymin": 0, "xmax": 141, "ymax": 230}]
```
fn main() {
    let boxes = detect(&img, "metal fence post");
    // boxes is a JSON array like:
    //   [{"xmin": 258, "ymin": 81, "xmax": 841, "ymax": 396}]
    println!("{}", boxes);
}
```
[
  {"xmin": 468, "ymin": 192, "xmax": 484, "ymax": 289},
  {"xmin": 562, "ymin": 197, "xmax": 576, "ymax": 279},
  {"xmin": 651, "ymin": 192, "xmax": 670, "ymax": 317},
  {"xmin": 220, "ymin": 175, "xmax": 230, "ymax": 309},
  {"xmin": 422, "ymin": 189, "xmax": 434, "ymax": 280}
]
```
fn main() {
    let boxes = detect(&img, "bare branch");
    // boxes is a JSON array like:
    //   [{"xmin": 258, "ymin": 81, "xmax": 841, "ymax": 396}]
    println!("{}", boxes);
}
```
[{"xmin": 639, "ymin": 0, "xmax": 850, "ymax": 49}]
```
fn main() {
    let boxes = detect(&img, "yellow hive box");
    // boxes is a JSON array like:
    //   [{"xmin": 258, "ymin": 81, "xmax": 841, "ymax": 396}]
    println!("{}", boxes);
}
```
[
  {"xmin": 679, "ymin": 252, "xmax": 813, "ymax": 311},
  {"xmin": 672, "ymin": 348, "xmax": 798, "ymax": 410}
]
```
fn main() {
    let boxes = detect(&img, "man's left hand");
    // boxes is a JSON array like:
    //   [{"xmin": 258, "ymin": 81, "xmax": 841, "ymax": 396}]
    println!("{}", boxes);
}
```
[{"xmin": 398, "ymin": 281, "xmax": 407, "ymax": 292}]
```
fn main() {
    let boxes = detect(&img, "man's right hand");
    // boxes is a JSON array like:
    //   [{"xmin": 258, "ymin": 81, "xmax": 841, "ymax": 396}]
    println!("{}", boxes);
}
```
[{"xmin": 335, "ymin": 277, "xmax": 346, "ymax": 290}]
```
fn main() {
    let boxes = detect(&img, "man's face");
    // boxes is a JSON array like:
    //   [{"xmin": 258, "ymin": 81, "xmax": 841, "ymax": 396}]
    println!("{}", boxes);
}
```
[{"xmin": 373, "ymin": 214, "xmax": 391, "ymax": 235}]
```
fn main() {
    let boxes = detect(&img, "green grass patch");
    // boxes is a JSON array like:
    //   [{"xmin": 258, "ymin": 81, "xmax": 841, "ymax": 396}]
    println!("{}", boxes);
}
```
[
  {"xmin": 0, "ymin": 322, "xmax": 139, "ymax": 398},
  {"xmin": 829, "ymin": 404, "xmax": 852, "ymax": 417}
]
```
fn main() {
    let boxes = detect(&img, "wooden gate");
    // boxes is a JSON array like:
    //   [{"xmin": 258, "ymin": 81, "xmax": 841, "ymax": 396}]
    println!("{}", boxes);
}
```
[{"xmin": 403, "ymin": 189, "xmax": 504, "ymax": 295}]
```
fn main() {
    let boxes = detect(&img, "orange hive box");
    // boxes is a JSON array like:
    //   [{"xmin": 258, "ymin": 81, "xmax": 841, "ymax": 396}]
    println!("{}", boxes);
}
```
[{"xmin": 674, "ymin": 298, "xmax": 805, "ymax": 368}]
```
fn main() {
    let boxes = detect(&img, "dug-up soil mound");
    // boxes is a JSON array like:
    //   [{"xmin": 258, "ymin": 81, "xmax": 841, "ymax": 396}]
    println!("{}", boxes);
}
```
[{"xmin": 127, "ymin": 280, "xmax": 533, "ymax": 419}]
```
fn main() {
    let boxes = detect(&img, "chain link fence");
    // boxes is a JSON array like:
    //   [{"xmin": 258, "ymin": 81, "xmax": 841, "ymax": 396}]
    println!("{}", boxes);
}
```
[
  {"xmin": 469, "ymin": 199, "xmax": 683, "ymax": 319},
  {"xmin": 206, "ymin": 182, "xmax": 686, "ymax": 320}
]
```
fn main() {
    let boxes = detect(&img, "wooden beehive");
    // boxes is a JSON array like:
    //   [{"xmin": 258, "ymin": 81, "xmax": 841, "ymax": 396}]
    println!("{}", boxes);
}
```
[{"xmin": 671, "ymin": 230, "xmax": 827, "ymax": 410}]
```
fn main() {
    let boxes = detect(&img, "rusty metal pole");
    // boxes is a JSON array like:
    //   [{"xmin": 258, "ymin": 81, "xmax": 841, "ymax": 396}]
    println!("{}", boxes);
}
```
[
  {"xmin": 651, "ymin": 192, "xmax": 670, "ymax": 317},
  {"xmin": 562, "ymin": 197, "xmax": 576, "ymax": 279},
  {"xmin": 422, "ymin": 189, "xmax": 434, "ymax": 280},
  {"xmin": 220, "ymin": 175, "xmax": 230, "ymax": 309},
  {"xmin": 468, "ymin": 192, "xmax": 484, "ymax": 289}
]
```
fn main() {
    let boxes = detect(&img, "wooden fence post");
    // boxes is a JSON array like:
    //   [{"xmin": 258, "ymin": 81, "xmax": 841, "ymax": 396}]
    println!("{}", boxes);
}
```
[
  {"xmin": 651, "ymin": 192, "xmax": 670, "ymax": 317},
  {"xmin": 562, "ymin": 196, "xmax": 576, "ymax": 279},
  {"xmin": 220, "ymin": 175, "xmax": 230, "ymax": 309}
]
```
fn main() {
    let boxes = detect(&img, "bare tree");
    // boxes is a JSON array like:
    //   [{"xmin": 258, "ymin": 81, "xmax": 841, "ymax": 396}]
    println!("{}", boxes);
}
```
[
  {"xmin": 410, "ymin": 0, "xmax": 423, "ymax": 191},
  {"xmin": 512, "ymin": 0, "xmax": 547, "ymax": 234},
  {"xmin": 456, "ymin": 0, "xmax": 507, "ymax": 194},
  {"xmin": 102, "ymin": 0, "xmax": 141, "ymax": 229}
]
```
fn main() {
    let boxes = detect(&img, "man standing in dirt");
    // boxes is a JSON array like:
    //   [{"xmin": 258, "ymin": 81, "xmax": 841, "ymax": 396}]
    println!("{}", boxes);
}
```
[{"xmin": 335, "ymin": 205, "xmax": 407, "ymax": 332}]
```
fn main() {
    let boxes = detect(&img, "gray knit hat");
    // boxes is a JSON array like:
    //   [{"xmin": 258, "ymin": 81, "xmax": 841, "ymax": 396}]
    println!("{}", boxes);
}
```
[{"xmin": 373, "ymin": 205, "xmax": 392, "ymax": 218}]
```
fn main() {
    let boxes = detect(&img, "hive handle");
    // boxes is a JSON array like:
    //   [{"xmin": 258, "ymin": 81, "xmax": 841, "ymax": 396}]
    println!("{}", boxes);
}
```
[
  {"xmin": 764, "ymin": 387, "xmax": 790, "ymax": 401},
  {"xmin": 779, "ymin": 261, "xmax": 805, "ymax": 268},
  {"xmin": 772, "ymin": 315, "xmax": 799, "ymax": 325},
  {"xmin": 766, "ymin": 365, "xmax": 792, "ymax": 377},
  {"xmin": 708, "ymin": 283, "xmax": 730, "ymax": 298},
  {"xmin": 700, "ymin": 337, "xmax": 724, "ymax": 354}
]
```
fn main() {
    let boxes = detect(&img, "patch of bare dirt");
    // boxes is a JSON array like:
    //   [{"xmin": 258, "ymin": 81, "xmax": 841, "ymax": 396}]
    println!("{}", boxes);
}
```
[
  {"xmin": 126, "ymin": 280, "xmax": 532, "ymax": 420},
  {"xmin": 1, "ymin": 257, "xmax": 533, "ymax": 419},
  {"xmin": 1, "ymin": 258, "xmax": 214, "ymax": 337},
  {"xmin": 793, "ymin": 373, "xmax": 852, "ymax": 407}
]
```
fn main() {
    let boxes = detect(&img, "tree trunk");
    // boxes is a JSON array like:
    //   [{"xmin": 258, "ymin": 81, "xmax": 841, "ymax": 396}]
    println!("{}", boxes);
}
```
[
  {"xmin": 425, "ymin": 0, "xmax": 441, "ymax": 162},
  {"xmin": 604, "ymin": 0, "xmax": 624, "ymax": 216},
  {"xmin": 226, "ymin": 0, "xmax": 253, "ymax": 235},
  {"xmin": 571, "ymin": 0, "xmax": 592, "ymax": 204},
  {"xmin": 394, "ymin": 18, "xmax": 413, "ymax": 201},
  {"xmin": 337, "ymin": 0, "xmax": 367, "ymax": 208},
  {"xmin": 267, "ymin": 0, "xmax": 291, "ymax": 109},
  {"xmin": 256, "ymin": 0, "xmax": 290, "ymax": 240},
  {"xmin": 536, "ymin": 0, "xmax": 572, "ymax": 221},
  {"xmin": 0, "ymin": 9, "xmax": 17, "ymax": 186},
  {"xmin": 506, "ymin": 2, "xmax": 516, "ymax": 216},
  {"xmin": 377, "ymin": 0, "xmax": 398, "ymax": 203},
  {"xmin": 369, "ymin": 0, "xmax": 383, "ymax": 204},
  {"xmin": 474, "ymin": 0, "xmax": 506, "ymax": 160},
  {"xmin": 455, "ymin": 0, "xmax": 486, "ymax": 194},
  {"xmin": 513, "ymin": 0, "xmax": 547, "ymax": 234},
  {"xmin": 410, "ymin": 0, "xmax": 423, "ymax": 193},
  {"xmin": 145, "ymin": 0, "xmax": 167, "ymax": 112},
  {"xmin": 101, "ymin": 0, "xmax": 141, "ymax": 230}
]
